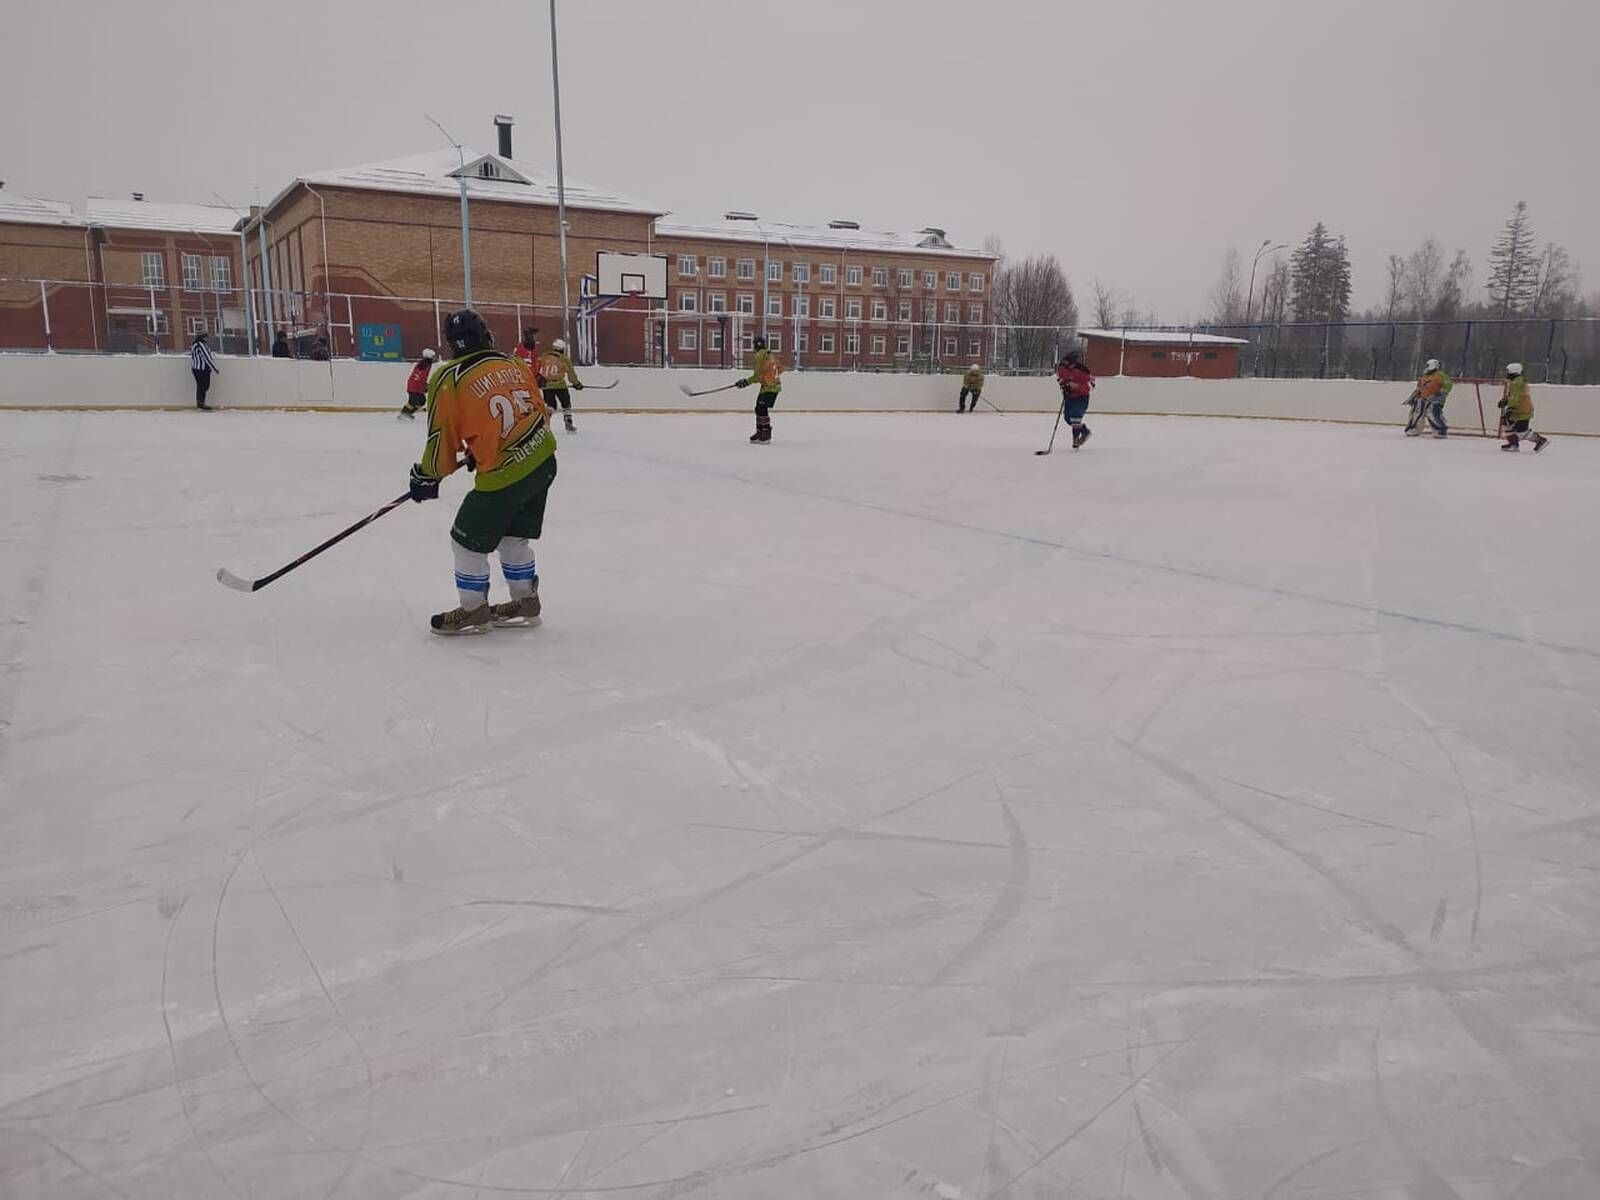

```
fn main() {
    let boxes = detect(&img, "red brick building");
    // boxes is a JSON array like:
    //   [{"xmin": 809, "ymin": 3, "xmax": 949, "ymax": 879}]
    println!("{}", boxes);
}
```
[
  {"xmin": 652, "ymin": 218, "xmax": 996, "ymax": 369},
  {"xmin": 242, "ymin": 140, "xmax": 663, "ymax": 360},
  {"xmin": 1079, "ymin": 329, "xmax": 1247, "ymax": 379}
]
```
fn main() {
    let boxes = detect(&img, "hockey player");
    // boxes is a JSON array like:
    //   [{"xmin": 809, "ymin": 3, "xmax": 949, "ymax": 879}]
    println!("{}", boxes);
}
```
[
  {"xmin": 538, "ymin": 338, "xmax": 583, "ymax": 433},
  {"xmin": 513, "ymin": 327, "xmax": 540, "ymax": 377},
  {"xmin": 1405, "ymin": 358, "xmax": 1453, "ymax": 437},
  {"xmin": 408, "ymin": 309, "xmax": 558, "ymax": 635},
  {"xmin": 398, "ymin": 348, "xmax": 437, "ymax": 420},
  {"xmin": 1056, "ymin": 349, "xmax": 1095, "ymax": 448},
  {"xmin": 1497, "ymin": 362, "xmax": 1549, "ymax": 452},
  {"xmin": 734, "ymin": 334, "xmax": 783, "ymax": 443},
  {"xmin": 958, "ymin": 363, "xmax": 985, "ymax": 413}
]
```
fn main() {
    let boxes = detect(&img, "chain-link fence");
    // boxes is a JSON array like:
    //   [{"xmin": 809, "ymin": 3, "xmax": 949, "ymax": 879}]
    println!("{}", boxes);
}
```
[{"xmin": 3, "ymin": 277, "xmax": 1596, "ymax": 385}]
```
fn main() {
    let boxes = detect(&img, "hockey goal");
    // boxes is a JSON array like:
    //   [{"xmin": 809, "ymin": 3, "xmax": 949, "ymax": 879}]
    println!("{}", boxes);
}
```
[{"xmin": 1444, "ymin": 378, "xmax": 1504, "ymax": 438}]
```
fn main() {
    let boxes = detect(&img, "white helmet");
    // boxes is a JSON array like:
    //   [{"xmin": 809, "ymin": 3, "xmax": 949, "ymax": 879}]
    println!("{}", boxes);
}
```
[
  {"xmin": 1506, "ymin": 361, "xmax": 1523, "ymax": 377},
  {"xmin": 552, "ymin": 338, "xmax": 568, "ymax": 353},
  {"xmin": 970, "ymin": 362, "xmax": 980, "ymax": 370},
  {"xmin": 422, "ymin": 348, "xmax": 437, "ymax": 360},
  {"xmin": 1424, "ymin": 358, "xmax": 1439, "ymax": 372}
]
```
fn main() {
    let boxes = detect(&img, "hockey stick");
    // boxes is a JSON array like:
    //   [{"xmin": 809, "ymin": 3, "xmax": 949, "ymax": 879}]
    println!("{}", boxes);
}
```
[
  {"xmin": 1034, "ymin": 407, "xmax": 1064, "ymax": 456},
  {"xmin": 217, "ymin": 493, "xmax": 411, "ymax": 592},
  {"xmin": 678, "ymin": 382, "xmax": 741, "ymax": 398},
  {"xmin": 981, "ymin": 394, "xmax": 1005, "ymax": 415},
  {"xmin": 580, "ymin": 381, "xmax": 619, "ymax": 390}
]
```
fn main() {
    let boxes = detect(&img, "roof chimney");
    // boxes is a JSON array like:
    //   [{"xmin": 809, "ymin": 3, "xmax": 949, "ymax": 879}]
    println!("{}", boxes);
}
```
[
  {"xmin": 131, "ymin": 191, "xmax": 145, "ymax": 202},
  {"xmin": 493, "ymin": 115, "xmax": 514, "ymax": 158},
  {"xmin": 828, "ymin": 219, "xmax": 860, "ymax": 230}
]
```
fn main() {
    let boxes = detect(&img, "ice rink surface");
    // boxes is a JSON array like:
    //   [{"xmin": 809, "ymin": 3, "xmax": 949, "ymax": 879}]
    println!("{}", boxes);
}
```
[{"xmin": 3, "ymin": 408, "xmax": 1599, "ymax": 1200}]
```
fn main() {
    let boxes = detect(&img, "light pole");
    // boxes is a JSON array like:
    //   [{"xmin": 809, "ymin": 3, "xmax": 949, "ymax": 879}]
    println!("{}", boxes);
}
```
[
  {"xmin": 549, "ymin": 0, "xmax": 572, "ymax": 348},
  {"xmin": 724, "ymin": 211, "xmax": 768, "ymax": 350},
  {"xmin": 1246, "ymin": 238, "xmax": 1287, "ymax": 324},
  {"xmin": 427, "ymin": 114, "xmax": 472, "ymax": 306},
  {"xmin": 212, "ymin": 192, "xmax": 257, "ymax": 354}
]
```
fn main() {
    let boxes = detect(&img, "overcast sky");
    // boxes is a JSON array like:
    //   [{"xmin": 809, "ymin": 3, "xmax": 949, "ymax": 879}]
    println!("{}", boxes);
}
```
[{"xmin": 3, "ymin": 0, "xmax": 1595, "ymax": 319}]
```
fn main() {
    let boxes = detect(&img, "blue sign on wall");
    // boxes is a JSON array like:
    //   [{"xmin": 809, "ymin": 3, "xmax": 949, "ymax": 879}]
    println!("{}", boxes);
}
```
[{"xmin": 358, "ymin": 323, "xmax": 404, "ymax": 361}]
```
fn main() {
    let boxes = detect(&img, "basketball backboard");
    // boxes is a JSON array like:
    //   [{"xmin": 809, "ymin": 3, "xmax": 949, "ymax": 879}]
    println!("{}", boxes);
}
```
[{"xmin": 596, "ymin": 251, "xmax": 668, "ymax": 300}]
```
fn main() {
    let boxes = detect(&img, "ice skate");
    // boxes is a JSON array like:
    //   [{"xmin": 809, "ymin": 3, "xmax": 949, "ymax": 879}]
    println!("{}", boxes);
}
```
[
  {"xmin": 1072, "ymin": 425, "xmax": 1091, "ymax": 450},
  {"xmin": 490, "ymin": 590, "xmax": 543, "ymax": 628},
  {"xmin": 1501, "ymin": 437, "xmax": 1520, "ymax": 451},
  {"xmin": 398, "ymin": 407, "xmax": 418, "ymax": 421},
  {"xmin": 563, "ymin": 414, "xmax": 576, "ymax": 433},
  {"xmin": 429, "ymin": 604, "xmax": 494, "ymax": 636},
  {"xmin": 1532, "ymin": 433, "xmax": 1549, "ymax": 452}
]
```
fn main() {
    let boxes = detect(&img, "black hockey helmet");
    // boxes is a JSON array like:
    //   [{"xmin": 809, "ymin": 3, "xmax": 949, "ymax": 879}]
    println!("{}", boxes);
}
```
[
  {"xmin": 522, "ymin": 326, "xmax": 538, "ymax": 347},
  {"xmin": 445, "ymin": 309, "xmax": 493, "ymax": 355},
  {"xmin": 753, "ymin": 334, "xmax": 768, "ymax": 351}
]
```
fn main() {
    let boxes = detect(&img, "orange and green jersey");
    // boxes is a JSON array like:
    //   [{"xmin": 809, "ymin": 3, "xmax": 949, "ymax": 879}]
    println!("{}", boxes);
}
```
[
  {"xmin": 417, "ymin": 349, "xmax": 556, "ymax": 492},
  {"xmin": 1501, "ymin": 377, "xmax": 1533, "ymax": 422},
  {"xmin": 746, "ymin": 348, "xmax": 783, "ymax": 394},
  {"xmin": 962, "ymin": 367, "xmax": 985, "ymax": 391},
  {"xmin": 537, "ymin": 349, "xmax": 582, "ymax": 389},
  {"xmin": 1417, "ymin": 369, "xmax": 1453, "ymax": 399}
]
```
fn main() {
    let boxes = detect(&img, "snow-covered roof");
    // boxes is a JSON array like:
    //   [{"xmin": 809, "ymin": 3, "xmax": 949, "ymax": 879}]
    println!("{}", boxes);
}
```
[
  {"xmin": 0, "ymin": 192, "xmax": 84, "ymax": 227},
  {"xmin": 87, "ymin": 198, "xmax": 241, "ymax": 235},
  {"xmin": 1078, "ymin": 328, "xmax": 1250, "ymax": 347},
  {"xmin": 655, "ymin": 217, "xmax": 991, "ymax": 260},
  {"xmin": 286, "ymin": 148, "xmax": 662, "ymax": 217}
]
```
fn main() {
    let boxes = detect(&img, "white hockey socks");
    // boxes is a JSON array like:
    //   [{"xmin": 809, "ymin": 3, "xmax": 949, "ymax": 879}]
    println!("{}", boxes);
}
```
[
  {"xmin": 498, "ymin": 537, "xmax": 537, "ymax": 599},
  {"xmin": 452, "ymin": 541, "xmax": 491, "ymax": 610}
]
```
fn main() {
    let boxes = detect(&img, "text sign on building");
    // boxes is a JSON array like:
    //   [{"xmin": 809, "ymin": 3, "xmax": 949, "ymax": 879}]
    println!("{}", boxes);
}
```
[{"xmin": 358, "ymin": 323, "xmax": 403, "ymax": 361}]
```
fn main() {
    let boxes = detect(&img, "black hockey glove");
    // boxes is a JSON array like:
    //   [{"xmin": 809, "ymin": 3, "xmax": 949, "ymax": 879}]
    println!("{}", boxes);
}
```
[
  {"xmin": 572, "ymin": 381, "xmax": 584, "ymax": 390},
  {"xmin": 735, "ymin": 377, "xmax": 751, "ymax": 388},
  {"xmin": 464, "ymin": 450, "xmax": 477, "ymax": 473},
  {"xmin": 408, "ymin": 464, "xmax": 440, "ymax": 503}
]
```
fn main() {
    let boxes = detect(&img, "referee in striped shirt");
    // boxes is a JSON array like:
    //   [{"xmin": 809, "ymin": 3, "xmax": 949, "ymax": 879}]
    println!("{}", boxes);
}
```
[{"xmin": 189, "ymin": 333, "xmax": 220, "ymax": 410}]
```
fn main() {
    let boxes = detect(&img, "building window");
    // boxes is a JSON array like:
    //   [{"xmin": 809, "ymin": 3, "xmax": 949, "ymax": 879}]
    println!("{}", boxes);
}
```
[
  {"xmin": 871, "ymin": 266, "xmax": 887, "ymax": 287},
  {"xmin": 141, "ymin": 252, "xmax": 165, "ymax": 287},
  {"xmin": 210, "ymin": 257, "xmax": 232, "ymax": 292},
  {"xmin": 182, "ymin": 253, "xmax": 204, "ymax": 291},
  {"xmin": 147, "ymin": 309, "xmax": 169, "ymax": 334},
  {"xmin": 767, "ymin": 332, "xmax": 781, "ymax": 351},
  {"xmin": 898, "ymin": 269, "xmax": 913, "ymax": 288},
  {"xmin": 677, "ymin": 292, "xmax": 697, "ymax": 312},
  {"xmin": 708, "ymin": 292, "xmax": 727, "ymax": 313},
  {"xmin": 737, "ymin": 258, "xmax": 756, "ymax": 280},
  {"xmin": 969, "ymin": 272, "xmax": 985, "ymax": 292},
  {"xmin": 923, "ymin": 270, "xmax": 937, "ymax": 289},
  {"xmin": 185, "ymin": 315, "xmax": 209, "ymax": 336},
  {"xmin": 898, "ymin": 300, "xmax": 912, "ymax": 322},
  {"xmin": 767, "ymin": 294, "xmax": 782, "ymax": 317},
  {"xmin": 707, "ymin": 256, "xmax": 726, "ymax": 279},
  {"xmin": 845, "ymin": 264, "xmax": 863, "ymax": 286},
  {"xmin": 896, "ymin": 334, "xmax": 911, "ymax": 356},
  {"xmin": 870, "ymin": 335, "xmax": 886, "ymax": 355},
  {"xmin": 796, "ymin": 332, "xmax": 809, "ymax": 352},
  {"xmin": 741, "ymin": 331, "xmax": 755, "ymax": 351},
  {"xmin": 1152, "ymin": 351, "xmax": 1169, "ymax": 360},
  {"xmin": 1203, "ymin": 350, "xmax": 1219, "ymax": 360},
  {"xmin": 944, "ymin": 337, "xmax": 958, "ymax": 355},
  {"xmin": 767, "ymin": 260, "xmax": 782, "ymax": 282},
  {"xmin": 922, "ymin": 301, "xmax": 937, "ymax": 321},
  {"xmin": 945, "ymin": 302, "xmax": 960, "ymax": 323},
  {"xmin": 677, "ymin": 254, "xmax": 698, "ymax": 277},
  {"xmin": 946, "ymin": 271, "xmax": 961, "ymax": 290},
  {"xmin": 708, "ymin": 327, "xmax": 723, "ymax": 350},
  {"xmin": 795, "ymin": 295, "xmax": 810, "ymax": 317},
  {"xmin": 819, "ymin": 296, "xmax": 836, "ymax": 319},
  {"xmin": 736, "ymin": 293, "xmax": 755, "ymax": 314},
  {"xmin": 820, "ymin": 332, "xmax": 836, "ymax": 353},
  {"xmin": 819, "ymin": 263, "xmax": 837, "ymax": 285},
  {"xmin": 792, "ymin": 262, "xmax": 810, "ymax": 283},
  {"xmin": 968, "ymin": 339, "xmax": 982, "ymax": 356},
  {"xmin": 845, "ymin": 333, "xmax": 860, "ymax": 354},
  {"xmin": 968, "ymin": 302, "xmax": 983, "ymax": 323},
  {"xmin": 845, "ymin": 298, "xmax": 862, "ymax": 319},
  {"xmin": 679, "ymin": 328, "xmax": 698, "ymax": 350},
  {"xmin": 870, "ymin": 299, "xmax": 887, "ymax": 321}
]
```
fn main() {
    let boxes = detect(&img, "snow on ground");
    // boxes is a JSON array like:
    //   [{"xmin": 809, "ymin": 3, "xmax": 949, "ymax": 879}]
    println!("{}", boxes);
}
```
[{"xmin": 2, "ymin": 409, "xmax": 1599, "ymax": 1199}]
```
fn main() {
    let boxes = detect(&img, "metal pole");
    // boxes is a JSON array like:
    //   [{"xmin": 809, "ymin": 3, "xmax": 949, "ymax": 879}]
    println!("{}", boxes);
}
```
[
  {"xmin": 458, "ymin": 168, "xmax": 472, "ymax": 307},
  {"xmin": 257, "ymin": 217, "xmax": 276, "ymax": 342},
  {"xmin": 550, "ymin": 0, "xmax": 572, "ymax": 347},
  {"xmin": 760, "ymin": 225, "xmax": 769, "ymax": 340},
  {"xmin": 39, "ymin": 281, "xmax": 52, "ymax": 352},
  {"xmin": 238, "ymin": 228, "xmax": 256, "ymax": 353}
]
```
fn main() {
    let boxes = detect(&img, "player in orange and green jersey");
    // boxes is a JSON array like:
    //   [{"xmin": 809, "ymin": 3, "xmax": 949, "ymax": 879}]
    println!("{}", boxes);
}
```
[
  {"xmin": 408, "ymin": 308, "xmax": 559, "ymax": 635},
  {"xmin": 537, "ymin": 338, "xmax": 584, "ymax": 433},
  {"xmin": 733, "ymin": 335, "xmax": 784, "ymax": 443},
  {"xmin": 1497, "ymin": 362, "xmax": 1548, "ymax": 453}
]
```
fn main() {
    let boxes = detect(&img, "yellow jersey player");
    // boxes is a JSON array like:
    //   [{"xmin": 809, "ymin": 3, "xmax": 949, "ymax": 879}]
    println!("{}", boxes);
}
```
[
  {"xmin": 959, "ymin": 363, "xmax": 985, "ymax": 413},
  {"xmin": 1497, "ymin": 362, "xmax": 1549, "ymax": 453},
  {"xmin": 537, "ymin": 338, "xmax": 583, "ymax": 433},
  {"xmin": 408, "ymin": 308, "xmax": 558, "ymax": 634},
  {"xmin": 733, "ymin": 335, "xmax": 783, "ymax": 443}
]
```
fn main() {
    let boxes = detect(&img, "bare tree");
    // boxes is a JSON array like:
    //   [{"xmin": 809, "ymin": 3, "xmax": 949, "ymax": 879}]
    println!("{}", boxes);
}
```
[
  {"xmin": 1530, "ymin": 243, "xmax": 1579, "ymax": 317},
  {"xmin": 1091, "ymin": 278, "xmax": 1122, "ymax": 328},
  {"xmin": 1207, "ymin": 246, "xmax": 1247, "ymax": 325},
  {"xmin": 993, "ymin": 254, "xmax": 1079, "ymax": 370},
  {"xmin": 1381, "ymin": 254, "xmax": 1407, "ymax": 320}
]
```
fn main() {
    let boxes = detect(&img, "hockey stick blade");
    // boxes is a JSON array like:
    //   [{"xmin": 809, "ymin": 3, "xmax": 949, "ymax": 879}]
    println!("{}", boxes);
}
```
[
  {"xmin": 216, "ymin": 567, "xmax": 258, "ymax": 592},
  {"xmin": 1033, "ymin": 448, "xmax": 1052, "ymax": 456},
  {"xmin": 585, "ymin": 380, "xmax": 619, "ymax": 390},
  {"xmin": 677, "ymin": 383, "xmax": 696, "ymax": 397}
]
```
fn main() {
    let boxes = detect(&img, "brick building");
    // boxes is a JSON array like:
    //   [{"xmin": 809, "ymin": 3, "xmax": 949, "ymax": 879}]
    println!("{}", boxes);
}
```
[
  {"xmin": 651, "ymin": 218, "xmax": 995, "ymax": 369},
  {"xmin": 1078, "ymin": 329, "xmax": 1248, "ymax": 379},
  {"xmin": 243, "ymin": 138, "xmax": 662, "ymax": 361},
  {"xmin": 0, "ymin": 189, "xmax": 243, "ymax": 353}
]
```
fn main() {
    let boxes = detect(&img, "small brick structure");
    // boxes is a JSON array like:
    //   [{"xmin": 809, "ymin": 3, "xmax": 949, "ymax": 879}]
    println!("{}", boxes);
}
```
[{"xmin": 1079, "ymin": 328, "xmax": 1248, "ymax": 379}]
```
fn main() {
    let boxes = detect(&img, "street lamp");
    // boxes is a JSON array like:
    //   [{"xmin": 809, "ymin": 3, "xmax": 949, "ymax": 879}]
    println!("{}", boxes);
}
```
[
  {"xmin": 212, "ymin": 191, "xmax": 257, "ymax": 355},
  {"xmin": 427, "ymin": 113, "xmax": 472, "ymax": 306},
  {"xmin": 549, "ymin": 0, "xmax": 572, "ymax": 349},
  {"xmin": 724, "ymin": 211, "xmax": 768, "ymax": 342},
  {"xmin": 1246, "ymin": 238, "xmax": 1288, "ymax": 324}
]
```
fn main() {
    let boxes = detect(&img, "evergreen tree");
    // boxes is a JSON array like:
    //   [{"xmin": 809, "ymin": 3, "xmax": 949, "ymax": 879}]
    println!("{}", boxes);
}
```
[
  {"xmin": 1486, "ymin": 200, "xmax": 1541, "ymax": 317},
  {"xmin": 1289, "ymin": 222, "xmax": 1353, "ymax": 323}
]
